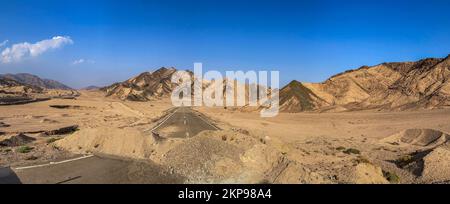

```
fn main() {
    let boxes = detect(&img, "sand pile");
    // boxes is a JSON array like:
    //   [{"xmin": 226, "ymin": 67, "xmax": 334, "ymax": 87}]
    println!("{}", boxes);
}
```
[
  {"xmin": 55, "ymin": 127, "xmax": 156, "ymax": 159},
  {"xmin": 389, "ymin": 142, "xmax": 450, "ymax": 183},
  {"xmin": 381, "ymin": 128, "xmax": 449, "ymax": 147},
  {"xmin": 163, "ymin": 132, "xmax": 244, "ymax": 183},
  {"xmin": 162, "ymin": 130, "xmax": 328, "ymax": 184},
  {"xmin": 421, "ymin": 143, "xmax": 450, "ymax": 183},
  {"xmin": 341, "ymin": 163, "xmax": 389, "ymax": 184}
]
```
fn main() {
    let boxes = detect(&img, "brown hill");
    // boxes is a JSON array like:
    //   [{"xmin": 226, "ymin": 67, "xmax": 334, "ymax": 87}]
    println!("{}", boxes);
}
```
[
  {"xmin": 0, "ymin": 77, "xmax": 43, "ymax": 95},
  {"xmin": 102, "ymin": 67, "xmax": 180, "ymax": 101},
  {"xmin": 279, "ymin": 80, "xmax": 328, "ymax": 112},
  {"xmin": 1, "ymin": 75, "xmax": 79, "ymax": 105},
  {"xmin": 0, "ymin": 77, "xmax": 45, "ymax": 105},
  {"xmin": 281, "ymin": 55, "xmax": 450, "ymax": 112}
]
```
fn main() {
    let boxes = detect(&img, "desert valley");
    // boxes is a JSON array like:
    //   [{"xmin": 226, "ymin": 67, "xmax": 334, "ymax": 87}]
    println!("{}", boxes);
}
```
[{"xmin": 1, "ymin": 55, "xmax": 450, "ymax": 184}]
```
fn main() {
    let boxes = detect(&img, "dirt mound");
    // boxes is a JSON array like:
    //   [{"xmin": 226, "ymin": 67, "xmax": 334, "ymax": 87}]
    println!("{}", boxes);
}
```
[
  {"xmin": 163, "ymin": 133, "xmax": 245, "ymax": 183},
  {"xmin": 162, "ymin": 130, "xmax": 328, "ymax": 183},
  {"xmin": 0, "ymin": 133, "xmax": 36, "ymax": 147},
  {"xmin": 421, "ymin": 144, "xmax": 450, "ymax": 183},
  {"xmin": 346, "ymin": 163, "xmax": 389, "ymax": 184},
  {"xmin": 55, "ymin": 127, "xmax": 156, "ymax": 159},
  {"xmin": 389, "ymin": 142, "xmax": 450, "ymax": 183},
  {"xmin": 381, "ymin": 129, "xmax": 449, "ymax": 147}
]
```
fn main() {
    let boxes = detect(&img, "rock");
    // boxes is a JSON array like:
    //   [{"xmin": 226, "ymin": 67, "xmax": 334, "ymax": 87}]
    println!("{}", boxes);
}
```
[
  {"xmin": 45, "ymin": 125, "xmax": 79, "ymax": 135},
  {"xmin": 0, "ymin": 133, "xmax": 36, "ymax": 147}
]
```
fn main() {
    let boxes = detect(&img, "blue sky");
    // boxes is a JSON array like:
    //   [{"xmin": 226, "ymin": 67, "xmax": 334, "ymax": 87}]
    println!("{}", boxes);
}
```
[{"xmin": 0, "ymin": 0, "xmax": 450, "ymax": 88}]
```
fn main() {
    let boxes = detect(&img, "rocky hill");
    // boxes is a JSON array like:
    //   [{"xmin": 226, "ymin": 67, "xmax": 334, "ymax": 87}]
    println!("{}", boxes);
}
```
[
  {"xmin": 280, "ymin": 55, "xmax": 450, "ymax": 112},
  {"xmin": 101, "ymin": 67, "xmax": 180, "ymax": 101},
  {"xmin": 279, "ymin": 80, "xmax": 328, "ymax": 112},
  {"xmin": 0, "ymin": 73, "xmax": 73, "ymax": 90}
]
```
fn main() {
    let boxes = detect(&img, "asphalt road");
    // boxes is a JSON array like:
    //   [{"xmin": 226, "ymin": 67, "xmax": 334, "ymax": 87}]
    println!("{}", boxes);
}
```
[
  {"xmin": 1, "ymin": 155, "xmax": 184, "ymax": 184},
  {"xmin": 152, "ymin": 107, "xmax": 219, "ymax": 138}
]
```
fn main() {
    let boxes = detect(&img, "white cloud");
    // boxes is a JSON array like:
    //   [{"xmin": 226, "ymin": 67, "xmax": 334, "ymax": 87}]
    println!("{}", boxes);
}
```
[
  {"xmin": 72, "ymin": 58, "xmax": 85, "ymax": 65},
  {"xmin": 72, "ymin": 58, "xmax": 95, "ymax": 65},
  {"xmin": 1, "ymin": 36, "xmax": 73, "ymax": 63},
  {"xmin": 0, "ymin": 40, "xmax": 8, "ymax": 47}
]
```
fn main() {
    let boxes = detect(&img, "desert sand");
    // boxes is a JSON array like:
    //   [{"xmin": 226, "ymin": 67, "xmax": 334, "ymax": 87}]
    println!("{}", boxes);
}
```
[{"xmin": 195, "ymin": 106, "xmax": 450, "ymax": 183}]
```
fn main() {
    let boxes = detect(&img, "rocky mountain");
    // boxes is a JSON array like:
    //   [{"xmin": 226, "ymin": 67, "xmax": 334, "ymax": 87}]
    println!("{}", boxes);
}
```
[
  {"xmin": 0, "ymin": 73, "xmax": 73, "ymax": 90},
  {"xmin": 279, "ymin": 80, "xmax": 328, "ymax": 112},
  {"xmin": 102, "ymin": 67, "xmax": 180, "ymax": 101},
  {"xmin": 280, "ymin": 55, "xmax": 450, "ymax": 112}
]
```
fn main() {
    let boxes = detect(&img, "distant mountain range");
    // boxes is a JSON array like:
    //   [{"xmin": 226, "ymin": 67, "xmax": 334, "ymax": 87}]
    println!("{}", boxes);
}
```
[
  {"xmin": 101, "ymin": 55, "xmax": 450, "ymax": 112},
  {"xmin": 0, "ymin": 73, "xmax": 73, "ymax": 90}
]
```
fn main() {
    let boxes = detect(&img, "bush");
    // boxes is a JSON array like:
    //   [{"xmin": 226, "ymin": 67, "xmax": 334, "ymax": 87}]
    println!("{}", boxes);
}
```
[
  {"xmin": 46, "ymin": 137, "xmax": 61, "ymax": 144},
  {"xmin": 395, "ymin": 155, "xmax": 414, "ymax": 168},
  {"xmin": 17, "ymin": 146, "xmax": 34, "ymax": 153},
  {"xmin": 383, "ymin": 171, "xmax": 400, "ymax": 183}
]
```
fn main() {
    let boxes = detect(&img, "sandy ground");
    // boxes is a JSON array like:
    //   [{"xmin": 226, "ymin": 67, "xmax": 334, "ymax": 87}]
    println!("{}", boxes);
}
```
[
  {"xmin": 195, "ymin": 107, "xmax": 450, "ymax": 183},
  {"xmin": 195, "ymin": 107, "xmax": 450, "ymax": 142}
]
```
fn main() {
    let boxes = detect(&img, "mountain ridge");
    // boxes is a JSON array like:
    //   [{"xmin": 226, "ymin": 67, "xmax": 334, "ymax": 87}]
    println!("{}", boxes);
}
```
[
  {"xmin": 100, "ymin": 55, "xmax": 450, "ymax": 112},
  {"xmin": 0, "ymin": 73, "xmax": 73, "ymax": 90},
  {"xmin": 101, "ymin": 67, "xmax": 179, "ymax": 101}
]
